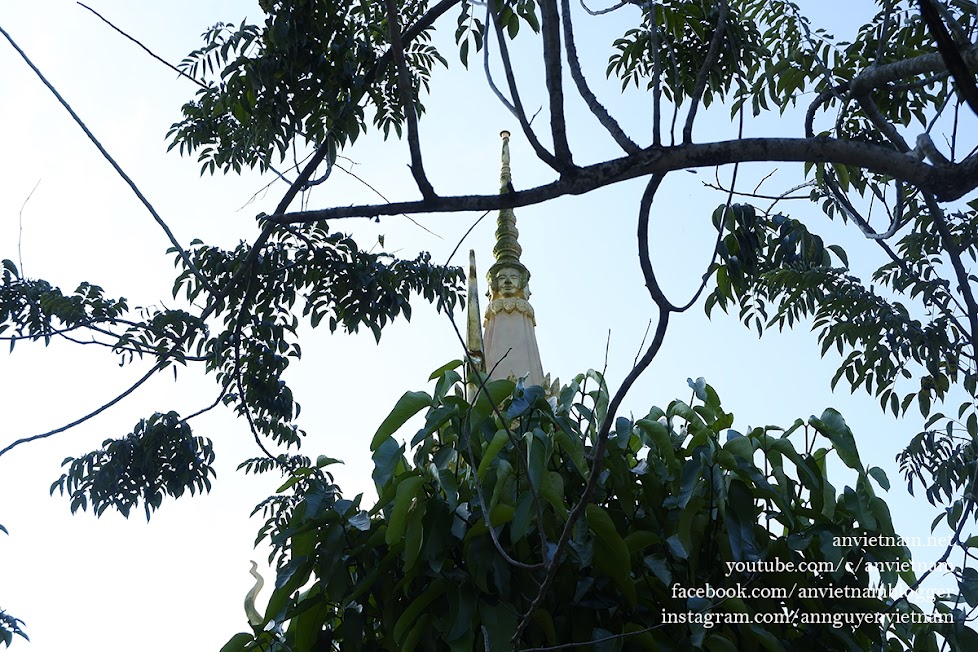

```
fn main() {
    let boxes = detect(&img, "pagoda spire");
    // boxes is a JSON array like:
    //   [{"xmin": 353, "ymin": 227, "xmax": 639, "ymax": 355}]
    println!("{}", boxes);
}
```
[{"xmin": 482, "ymin": 131, "xmax": 545, "ymax": 386}]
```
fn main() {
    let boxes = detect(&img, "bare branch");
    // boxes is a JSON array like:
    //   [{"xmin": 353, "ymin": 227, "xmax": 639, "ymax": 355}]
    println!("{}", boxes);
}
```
[
  {"xmin": 0, "ymin": 357, "xmax": 175, "ymax": 459},
  {"xmin": 17, "ymin": 179, "xmax": 40, "ymax": 277},
  {"xmin": 579, "ymin": 0, "xmax": 631, "ymax": 16},
  {"xmin": 682, "ymin": 0, "xmax": 728, "ymax": 143},
  {"xmin": 272, "ymin": 137, "xmax": 978, "ymax": 226},
  {"xmin": 521, "ymin": 623, "xmax": 666, "ymax": 652},
  {"xmin": 491, "ymin": 11, "xmax": 561, "ymax": 170},
  {"xmin": 539, "ymin": 0, "xmax": 575, "ymax": 169},
  {"xmin": 561, "ymin": 0, "xmax": 642, "ymax": 154},
  {"xmin": 482, "ymin": 5, "xmax": 519, "ymax": 116},
  {"xmin": 77, "ymin": 2, "xmax": 208, "ymax": 89},
  {"xmin": 854, "ymin": 93, "xmax": 913, "ymax": 152},
  {"xmin": 384, "ymin": 0, "xmax": 436, "ymax": 199},
  {"xmin": 513, "ymin": 175, "xmax": 673, "ymax": 646}
]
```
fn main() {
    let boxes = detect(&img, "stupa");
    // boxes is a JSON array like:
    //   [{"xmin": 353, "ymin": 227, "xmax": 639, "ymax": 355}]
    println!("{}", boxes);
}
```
[{"xmin": 466, "ymin": 131, "xmax": 545, "ymax": 392}]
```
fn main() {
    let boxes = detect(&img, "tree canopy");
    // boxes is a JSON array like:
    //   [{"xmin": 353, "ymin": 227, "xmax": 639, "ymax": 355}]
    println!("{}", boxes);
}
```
[{"xmin": 3, "ymin": 0, "xmax": 978, "ymax": 649}]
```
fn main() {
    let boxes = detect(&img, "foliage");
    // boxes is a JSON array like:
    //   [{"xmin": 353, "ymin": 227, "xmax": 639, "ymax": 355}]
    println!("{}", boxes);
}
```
[
  {"xmin": 220, "ymin": 366, "xmax": 978, "ymax": 651},
  {"xmin": 5, "ymin": 0, "xmax": 978, "ymax": 647},
  {"xmin": 0, "ymin": 524, "xmax": 27, "ymax": 648},
  {"xmin": 0, "ymin": 223, "xmax": 464, "ymax": 508},
  {"xmin": 0, "ymin": 610, "xmax": 28, "ymax": 649},
  {"xmin": 49, "ymin": 412, "xmax": 216, "ymax": 521},
  {"xmin": 168, "ymin": 0, "xmax": 446, "ymax": 173}
]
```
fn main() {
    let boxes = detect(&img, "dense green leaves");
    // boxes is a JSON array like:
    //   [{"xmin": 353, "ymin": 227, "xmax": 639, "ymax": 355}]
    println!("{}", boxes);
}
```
[
  {"xmin": 168, "ymin": 0, "xmax": 446, "ymax": 174},
  {"xmin": 223, "ymin": 367, "xmax": 973, "ymax": 651},
  {"xmin": 49, "ymin": 412, "xmax": 216, "ymax": 521}
]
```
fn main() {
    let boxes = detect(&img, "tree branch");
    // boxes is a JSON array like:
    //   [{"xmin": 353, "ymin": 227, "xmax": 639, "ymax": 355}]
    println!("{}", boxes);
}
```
[
  {"xmin": 682, "ymin": 0, "xmax": 728, "ymax": 144},
  {"xmin": 491, "ymin": 10, "xmax": 561, "ymax": 170},
  {"xmin": 77, "ymin": 2, "xmax": 208, "ymax": 89},
  {"xmin": 560, "ymin": 0, "xmax": 641, "ymax": 154},
  {"xmin": 384, "ymin": 0, "xmax": 437, "ymax": 199},
  {"xmin": 513, "ymin": 175, "xmax": 673, "ymax": 647},
  {"xmin": 539, "ymin": 0, "xmax": 574, "ymax": 169},
  {"xmin": 272, "ymin": 136, "xmax": 978, "ymax": 226}
]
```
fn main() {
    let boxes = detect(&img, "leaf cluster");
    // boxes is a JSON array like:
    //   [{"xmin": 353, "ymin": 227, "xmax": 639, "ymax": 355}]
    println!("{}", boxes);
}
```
[
  {"xmin": 0, "ymin": 259, "xmax": 128, "ymax": 351},
  {"xmin": 0, "ymin": 610, "xmax": 27, "ymax": 648},
  {"xmin": 703, "ymin": 199, "xmax": 978, "ymax": 504},
  {"xmin": 167, "ymin": 0, "xmax": 446, "ymax": 174},
  {"xmin": 49, "ymin": 412, "xmax": 216, "ymax": 522},
  {"xmin": 221, "ymin": 366, "xmax": 976, "ymax": 651},
  {"xmin": 608, "ymin": 0, "xmax": 763, "ymax": 108}
]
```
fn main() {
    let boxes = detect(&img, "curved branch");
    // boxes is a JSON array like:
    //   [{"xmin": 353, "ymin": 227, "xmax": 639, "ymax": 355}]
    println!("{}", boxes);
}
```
[
  {"xmin": 482, "ymin": 5, "xmax": 519, "ymax": 116},
  {"xmin": 513, "ymin": 174, "xmax": 673, "ymax": 646},
  {"xmin": 0, "ymin": 357, "xmax": 173, "ymax": 459},
  {"xmin": 579, "ymin": 0, "xmax": 631, "ymax": 16}
]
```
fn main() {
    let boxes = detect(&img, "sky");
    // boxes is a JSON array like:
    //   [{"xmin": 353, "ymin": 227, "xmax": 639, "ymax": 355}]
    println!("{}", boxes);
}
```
[{"xmin": 0, "ymin": 1, "xmax": 974, "ymax": 650}]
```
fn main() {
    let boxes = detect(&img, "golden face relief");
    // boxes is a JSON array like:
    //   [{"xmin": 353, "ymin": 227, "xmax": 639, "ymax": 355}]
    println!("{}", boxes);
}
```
[{"xmin": 495, "ymin": 267, "xmax": 523, "ymax": 298}]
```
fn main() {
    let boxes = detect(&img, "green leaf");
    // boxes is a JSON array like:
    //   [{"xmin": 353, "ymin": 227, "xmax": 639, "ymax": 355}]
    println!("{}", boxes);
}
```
[
  {"xmin": 385, "ymin": 475, "xmax": 425, "ymax": 546},
  {"xmin": 429, "ymin": 359, "xmax": 463, "ymax": 380},
  {"xmin": 586, "ymin": 503, "xmax": 636, "ymax": 606},
  {"xmin": 470, "ymin": 379, "xmax": 516, "ymax": 428},
  {"xmin": 477, "ymin": 429, "xmax": 510, "ymax": 478},
  {"xmin": 370, "ymin": 391, "xmax": 432, "ymax": 451},
  {"xmin": 394, "ymin": 580, "xmax": 447, "ymax": 644},
  {"xmin": 867, "ymin": 466, "xmax": 890, "ymax": 491},
  {"xmin": 809, "ymin": 408, "xmax": 862, "ymax": 471},
  {"xmin": 525, "ymin": 431, "xmax": 546, "ymax": 491},
  {"xmin": 541, "ymin": 471, "xmax": 568, "ymax": 518},
  {"xmin": 480, "ymin": 600, "xmax": 518, "ymax": 652},
  {"xmin": 220, "ymin": 633, "xmax": 254, "ymax": 652}
]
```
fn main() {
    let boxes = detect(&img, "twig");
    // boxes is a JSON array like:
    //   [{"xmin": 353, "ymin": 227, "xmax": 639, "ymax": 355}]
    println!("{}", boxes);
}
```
[
  {"xmin": 520, "ymin": 622, "xmax": 666, "ymax": 651},
  {"xmin": 447, "ymin": 210, "xmax": 493, "ymax": 265},
  {"xmin": 0, "ymin": 359, "xmax": 172, "ymax": 458},
  {"xmin": 333, "ymin": 162, "xmax": 442, "ymax": 238},
  {"xmin": 633, "ymin": 319, "xmax": 652, "ymax": 367},
  {"xmin": 17, "ymin": 179, "xmax": 40, "ymax": 277}
]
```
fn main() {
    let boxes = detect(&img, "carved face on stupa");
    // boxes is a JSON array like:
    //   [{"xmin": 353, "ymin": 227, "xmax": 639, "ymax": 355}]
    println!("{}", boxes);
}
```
[{"xmin": 492, "ymin": 266, "xmax": 527, "ymax": 299}]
